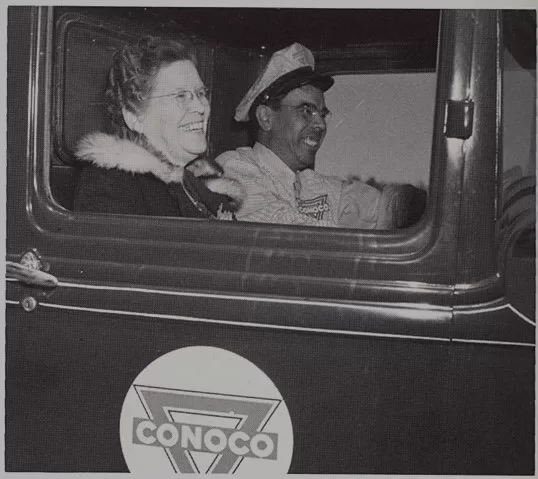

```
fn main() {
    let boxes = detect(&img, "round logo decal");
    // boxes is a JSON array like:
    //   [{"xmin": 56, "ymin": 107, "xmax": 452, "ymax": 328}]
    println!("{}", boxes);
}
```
[{"xmin": 120, "ymin": 346, "xmax": 294, "ymax": 474}]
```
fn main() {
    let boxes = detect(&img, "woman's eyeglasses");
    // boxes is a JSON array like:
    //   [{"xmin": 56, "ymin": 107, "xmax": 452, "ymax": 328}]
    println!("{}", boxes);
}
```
[
  {"xmin": 278, "ymin": 103, "xmax": 332, "ymax": 124},
  {"xmin": 147, "ymin": 86, "xmax": 209, "ymax": 107}
]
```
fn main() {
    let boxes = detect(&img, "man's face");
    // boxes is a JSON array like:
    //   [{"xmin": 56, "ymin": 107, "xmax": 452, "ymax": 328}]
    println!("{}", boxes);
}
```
[{"xmin": 267, "ymin": 85, "xmax": 328, "ymax": 172}]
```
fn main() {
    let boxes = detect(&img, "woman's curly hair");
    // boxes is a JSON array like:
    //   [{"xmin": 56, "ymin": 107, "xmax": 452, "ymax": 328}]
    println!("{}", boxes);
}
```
[{"xmin": 106, "ymin": 36, "xmax": 196, "ymax": 137}]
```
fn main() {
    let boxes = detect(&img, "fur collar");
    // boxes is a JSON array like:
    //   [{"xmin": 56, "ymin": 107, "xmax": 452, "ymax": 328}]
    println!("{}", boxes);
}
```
[{"xmin": 76, "ymin": 132, "xmax": 244, "ymax": 210}]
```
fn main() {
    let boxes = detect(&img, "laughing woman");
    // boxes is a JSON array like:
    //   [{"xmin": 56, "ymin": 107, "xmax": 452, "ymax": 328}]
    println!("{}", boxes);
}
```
[{"xmin": 73, "ymin": 36, "xmax": 243, "ymax": 218}]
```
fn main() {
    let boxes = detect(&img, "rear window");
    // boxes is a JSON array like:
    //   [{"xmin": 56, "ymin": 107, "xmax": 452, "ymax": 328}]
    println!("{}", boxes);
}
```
[
  {"xmin": 502, "ymin": 11, "xmax": 536, "ymax": 185},
  {"xmin": 317, "ymin": 72, "xmax": 434, "ymax": 188}
]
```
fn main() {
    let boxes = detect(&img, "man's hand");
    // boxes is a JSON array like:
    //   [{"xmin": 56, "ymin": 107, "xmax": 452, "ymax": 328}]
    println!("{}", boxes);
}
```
[{"xmin": 378, "ymin": 184, "xmax": 427, "ymax": 229}]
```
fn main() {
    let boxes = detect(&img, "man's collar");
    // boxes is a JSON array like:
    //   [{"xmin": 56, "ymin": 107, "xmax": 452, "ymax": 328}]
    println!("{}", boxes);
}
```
[{"xmin": 253, "ymin": 142, "xmax": 297, "ymax": 188}]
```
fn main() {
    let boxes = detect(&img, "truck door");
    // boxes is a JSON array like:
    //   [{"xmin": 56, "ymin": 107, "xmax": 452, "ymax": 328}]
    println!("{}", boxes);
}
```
[{"xmin": 6, "ymin": 7, "xmax": 535, "ymax": 474}]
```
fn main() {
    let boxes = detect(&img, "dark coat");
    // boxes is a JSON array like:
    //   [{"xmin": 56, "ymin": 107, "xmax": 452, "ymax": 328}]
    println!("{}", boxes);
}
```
[
  {"xmin": 72, "ymin": 133, "xmax": 244, "ymax": 218},
  {"xmin": 74, "ymin": 165, "xmax": 206, "ymax": 217}
]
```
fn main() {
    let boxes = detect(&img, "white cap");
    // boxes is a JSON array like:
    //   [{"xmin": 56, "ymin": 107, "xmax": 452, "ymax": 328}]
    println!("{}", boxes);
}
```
[{"xmin": 234, "ymin": 42, "xmax": 333, "ymax": 122}]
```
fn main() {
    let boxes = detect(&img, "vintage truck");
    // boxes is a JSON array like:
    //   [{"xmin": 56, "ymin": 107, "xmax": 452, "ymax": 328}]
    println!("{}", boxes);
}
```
[{"xmin": 5, "ymin": 6, "xmax": 535, "ymax": 474}]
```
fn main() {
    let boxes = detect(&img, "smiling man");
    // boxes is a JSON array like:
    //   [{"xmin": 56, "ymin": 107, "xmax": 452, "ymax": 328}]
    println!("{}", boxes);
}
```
[{"xmin": 216, "ymin": 43, "xmax": 402, "ymax": 228}]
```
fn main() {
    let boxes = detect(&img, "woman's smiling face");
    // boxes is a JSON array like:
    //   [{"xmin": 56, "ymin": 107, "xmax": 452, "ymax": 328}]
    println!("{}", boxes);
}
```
[{"xmin": 137, "ymin": 60, "xmax": 210, "ymax": 166}]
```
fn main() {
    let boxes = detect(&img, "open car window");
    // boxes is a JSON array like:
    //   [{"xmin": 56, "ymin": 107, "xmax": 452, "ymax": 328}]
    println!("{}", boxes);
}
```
[{"xmin": 49, "ymin": 7, "xmax": 437, "ymax": 230}]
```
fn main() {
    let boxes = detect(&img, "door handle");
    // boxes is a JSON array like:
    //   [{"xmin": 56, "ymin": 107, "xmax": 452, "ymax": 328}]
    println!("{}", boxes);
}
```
[{"xmin": 6, "ymin": 249, "xmax": 58, "ymax": 288}]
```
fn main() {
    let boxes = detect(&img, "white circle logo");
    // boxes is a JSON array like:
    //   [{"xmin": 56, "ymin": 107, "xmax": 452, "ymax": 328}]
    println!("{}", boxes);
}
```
[{"xmin": 120, "ymin": 346, "xmax": 294, "ymax": 474}]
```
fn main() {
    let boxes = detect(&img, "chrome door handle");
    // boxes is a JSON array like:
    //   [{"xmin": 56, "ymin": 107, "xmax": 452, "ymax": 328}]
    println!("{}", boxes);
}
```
[{"xmin": 6, "ymin": 249, "xmax": 58, "ymax": 288}]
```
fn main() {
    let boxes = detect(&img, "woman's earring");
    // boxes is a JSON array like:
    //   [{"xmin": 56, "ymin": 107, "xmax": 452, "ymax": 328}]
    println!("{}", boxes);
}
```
[
  {"xmin": 133, "ymin": 118, "xmax": 144, "ymax": 134},
  {"xmin": 122, "ymin": 107, "xmax": 144, "ymax": 134}
]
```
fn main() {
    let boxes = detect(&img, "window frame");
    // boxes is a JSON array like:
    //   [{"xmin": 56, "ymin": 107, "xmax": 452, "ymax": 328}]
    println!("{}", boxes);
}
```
[{"xmin": 24, "ymin": 8, "xmax": 503, "ymax": 306}]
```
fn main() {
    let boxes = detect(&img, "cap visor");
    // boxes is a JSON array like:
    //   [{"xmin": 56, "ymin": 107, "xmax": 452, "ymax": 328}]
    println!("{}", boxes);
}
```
[{"xmin": 263, "ymin": 67, "xmax": 334, "ymax": 100}]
